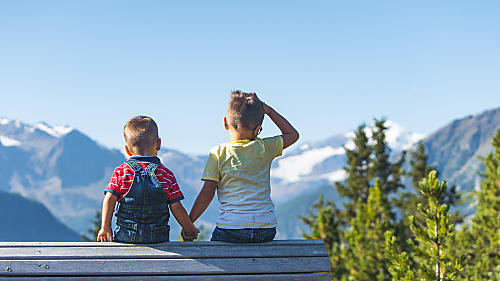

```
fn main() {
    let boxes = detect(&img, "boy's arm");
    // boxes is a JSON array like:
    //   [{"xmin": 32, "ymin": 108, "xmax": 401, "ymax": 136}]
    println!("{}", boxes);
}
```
[
  {"xmin": 170, "ymin": 201, "xmax": 200, "ymax": 241},
  {"xmin": 97, "ymin": 192, "xmax": 117, "ymax": 242},
  {"xmin": 189, "ymin": 180, "xmax": 218, "ymax": 223},
  {"xmin": 262, "ymin": 102, "xmax": 299, "ymax": 149}
]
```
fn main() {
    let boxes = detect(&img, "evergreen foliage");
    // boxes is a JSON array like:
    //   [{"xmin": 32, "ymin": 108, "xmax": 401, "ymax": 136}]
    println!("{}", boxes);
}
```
[
  {"xmin": 302, "ymin": 120, "xmax": 496, "ymax": 280},
  {"xmin": 456, "ymin": 129, "xmax": 500, "ymax": 280},
  {"xmin": 389, "ymin": 170, "xmax": 465, "ymax": 280},
  {"xmin": 393, "ymin": 141, "xmax": 433, "ymax": 254},
  {"xmin": 336, "ymin": 119, "xmax": 405, "ymax": 222},
  {"xmin": 384, "ymin": 231, "xmax": 415, "ymax": 281},
  {"xmin": 336, "ymin": 124, "xmax": 373, "ymax": 220},
  {"xmin": 372, "ymin": 119, "xmax": 406, "ymax": 196},
  {"xmin": 341, "ymin": 180, "xmax": 392, "ymax": 281},
  {"xmin": 301, "ymin": 121, "xmax": 500, "ymax": 280},
  {"xmin": 301, "ymin": 195, "xmax": 346, "ymax": 279},
  {"xmin": 395, "ymin": 141, "xmax": 462, "ymax": 258},
  {"xmin": 409, "ymin": 142, "xmax": 434, "ymax": 189},
  {"xmin": 305, "ymin": 120, "xmax": 407, "ymax": 280}
]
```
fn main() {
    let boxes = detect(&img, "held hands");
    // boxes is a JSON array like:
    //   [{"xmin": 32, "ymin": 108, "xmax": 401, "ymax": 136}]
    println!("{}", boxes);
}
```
[
  {"xmin": 181, "ymin": 227, "xmax": 200, "ymax": 242},
  {"xmin": 97, "ymin": 227, "xmax": 113, "ymax": 242}
]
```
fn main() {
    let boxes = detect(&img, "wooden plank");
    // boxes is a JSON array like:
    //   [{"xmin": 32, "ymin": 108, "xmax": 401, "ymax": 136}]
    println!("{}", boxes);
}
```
[
  {"xmin": 0, "ymin": 273, "xmax": 331, "ymax": 281},
  {"xmin": 0, "ymin": 240, "xmax": 325, "ymax": 248},
  {"xmin": 0, "ymin": 244, "xmax": 328, "ymax": 260},
  {"xmin": 0, "ymin": 257, "xmax": 330, "ymax": 276}
]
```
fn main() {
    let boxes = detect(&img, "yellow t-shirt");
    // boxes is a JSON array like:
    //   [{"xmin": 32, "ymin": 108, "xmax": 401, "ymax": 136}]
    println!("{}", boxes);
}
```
[{"xmin": 202, "ymin": 135, "xmax": 283, "ymax": 229}]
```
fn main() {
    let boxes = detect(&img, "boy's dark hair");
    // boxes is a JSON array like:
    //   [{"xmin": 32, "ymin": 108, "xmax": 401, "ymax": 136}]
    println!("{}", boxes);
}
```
[
  {"xmin": 227, "ymin": 90, "xmax": 264, "ymax": 130},
  {"xmin": 124, "ymin": 116, "xmax": 159, "ymax": 155}
]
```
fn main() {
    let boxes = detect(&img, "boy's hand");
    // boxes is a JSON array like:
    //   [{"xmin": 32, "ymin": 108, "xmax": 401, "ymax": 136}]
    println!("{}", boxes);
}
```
[
  {"xmin": 262, "ymin": 102, "xmax": 273, "ymax": 115},
  {"xmin": 181, "ymin": 227, "xmax": 200, "ymax": 241},
  {"xmin": 97, "ymin": 227, "xmax": 113, "ymax": 242},
  {"xmin": 252, "ymin": 92, "xmax": 299, "ymax": 149},
  {"xmin": 253, "ymin": 93, "xmax": 272, "ymax": 115}
]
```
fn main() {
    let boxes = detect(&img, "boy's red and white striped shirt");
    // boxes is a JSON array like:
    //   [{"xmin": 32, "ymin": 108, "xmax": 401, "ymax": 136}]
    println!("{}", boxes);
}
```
[{"xmin": 105, "ymin": 161, "xmax": 184, "ymax": 203}]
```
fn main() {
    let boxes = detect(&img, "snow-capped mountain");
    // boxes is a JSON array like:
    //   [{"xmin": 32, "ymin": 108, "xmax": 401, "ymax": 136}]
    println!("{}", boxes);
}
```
[
  {"xmin": 275, "ymin": 107, "xmax": 500, "ymax": 238},
  {"xmin": 0, "ymin": 118, "xmax": 124, "ymax": 235},
  {"xmin": 0, "ymin": 117, "xmax": 423, "ymax": 238},
  {"xmin": 0, "ymin": 118, "xmax": 70, "ymax": 153},
  {"xmin": 2, "ymin": 107, "xmax": 498, "ymax": 240},
  {"xmin": 0, "ymin": 117, "xmax": 213, "ymax": 238},
  {"xmin": 270, "ymin": 120, "xmax": 424, "ymax": 202}
]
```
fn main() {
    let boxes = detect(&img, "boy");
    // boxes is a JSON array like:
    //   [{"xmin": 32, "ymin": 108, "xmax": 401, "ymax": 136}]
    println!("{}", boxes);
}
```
[
  {"xmin": 187, "ymin": 91, "xmax": 299, "ymax": 243},
  {"xmin": 97, "ymin": 116, "xmax": 199, "ymax": 243}
]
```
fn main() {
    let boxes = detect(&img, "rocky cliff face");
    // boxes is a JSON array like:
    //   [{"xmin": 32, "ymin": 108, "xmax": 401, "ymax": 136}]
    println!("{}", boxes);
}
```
[{"xmin": 422, "ymin": 107, "xmax": 500, "ymax": 193}]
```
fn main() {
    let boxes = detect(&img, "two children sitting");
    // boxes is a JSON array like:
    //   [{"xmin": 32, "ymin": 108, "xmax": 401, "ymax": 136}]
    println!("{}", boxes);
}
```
[{"xmin": 97, "ymin": 91, "xmax": 299, "ymax": 243}]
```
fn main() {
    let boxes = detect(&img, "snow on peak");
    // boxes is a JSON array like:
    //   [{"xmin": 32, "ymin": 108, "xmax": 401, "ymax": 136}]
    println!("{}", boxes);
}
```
[
  {"xmin": 270, "ymin": 120, "xmax": 424, "ymax": 186},
  {"xmin": 384, "ymin": 120, "xmax": 425, "ymax": 150},
  {"xmin": 343, "ymin": 121, "xmax": 424, "ymax": 151},
  {"xmin": 323, "ymin": 169, "xmax": 347, "ymax": 182},
  {"xmin": 271, "ymin": 146, "xmax": 345, "ymax": 182},
  {"xmin": 0, "ymin": 135, "xmax": 21, "ymax": 147},
  {"xmin": 0, "ymin": 118, "xmax": 10, "ymax": 125},
  {"xmin": 34, "ymin": 122, "xmax": 73, "ymax": 137}
]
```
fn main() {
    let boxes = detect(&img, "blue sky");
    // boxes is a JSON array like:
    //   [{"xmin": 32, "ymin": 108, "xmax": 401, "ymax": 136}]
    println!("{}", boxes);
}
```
[{"xmin": 1, "ymin": 1, "xmax": 499, "ymax": 154}]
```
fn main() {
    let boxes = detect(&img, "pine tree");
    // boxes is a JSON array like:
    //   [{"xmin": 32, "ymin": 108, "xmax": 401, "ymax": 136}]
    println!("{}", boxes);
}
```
[
  {"xmin": 301, "ymin": 195, "xmax": 346, "ymax": 280},
  {"xmin": 394, "ymin": 141, "xmax": 436, "ymax": 251},
  {"xmin": 82, "ymin": 210, "xmax": 101, "ymax": 242},
  {"xmin": 408, "ymin": 142, "xmax": 461, "ymax": 218},
  {"xmin": 305, "ymin": 120, "xmax": 412, "ymax": 280},
  {"xmin": 372, "ymin": 119, "xmax": 406, "ymax": 195},
  {"xmin": 341, "ymin": 180, "xmax": 392, "ymax": 281},
  {"xmin": 396, "ymin": 141, "xmax": 462, "ymax": 256},
  {"xmin": 457, "ymin": 130, "xmax": 500, "ymax": 280},
  {"xmin": 408, "ymin": 141, "xmax": 434, "ymax": 189},
  {"xmin": 386, "ymin": 171, "xmax": 465, "ymax": 281},
  {"xmin": 372, "ymin": 120, "xmax": 391, "ymax": 187},
  {"xmin": 384, "ymin": 231, "xmax": 416, "ymax": 281},
  {"xmin": 336, "ymin": 124, "xmax": 373, "ymax": 220}
]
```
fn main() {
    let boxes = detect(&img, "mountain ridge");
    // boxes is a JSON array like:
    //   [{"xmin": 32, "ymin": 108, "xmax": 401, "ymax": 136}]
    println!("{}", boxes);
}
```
[
  {"xmin": 275, "ymin": 106, "xmax": 500, "ymax": 238},
  {"xmin": 1, "ymin": 107, "xmax": 498, "ymax": 240}
]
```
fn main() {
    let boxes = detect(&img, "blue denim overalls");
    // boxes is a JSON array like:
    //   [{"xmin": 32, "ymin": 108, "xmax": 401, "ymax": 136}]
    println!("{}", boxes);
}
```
[{"xmin": 114, "ymin": 157, "xmax": 170, "ymax": 243}]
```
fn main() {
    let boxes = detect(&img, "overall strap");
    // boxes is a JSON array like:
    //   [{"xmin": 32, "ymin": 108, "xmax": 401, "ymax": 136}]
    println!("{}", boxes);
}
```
[
  {"xmin": 125, "ymin": 160, "xmax": 144, "ymax": 173},
  {"xmin": 145, "ymin": 163, "xmax": 164, "ymax": 190},
  {"xmin": 145, "ymin": 162, "xmax": 160, "ymax": 174}
]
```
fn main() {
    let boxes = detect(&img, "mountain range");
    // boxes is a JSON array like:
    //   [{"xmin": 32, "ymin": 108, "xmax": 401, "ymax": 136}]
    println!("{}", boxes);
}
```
[{"xmin": 0, "ymin": 107, "xmax": 498, "ymax": 240}]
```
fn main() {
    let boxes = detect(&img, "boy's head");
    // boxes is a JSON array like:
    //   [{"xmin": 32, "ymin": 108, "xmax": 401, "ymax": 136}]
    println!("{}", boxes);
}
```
[
  {"xmin": 226, "ymin": 90, "xmax": 264, "ymax": 132},
  {"xmin": 124, "ymin": 116, "xmax": 160, "ymax": 156}
]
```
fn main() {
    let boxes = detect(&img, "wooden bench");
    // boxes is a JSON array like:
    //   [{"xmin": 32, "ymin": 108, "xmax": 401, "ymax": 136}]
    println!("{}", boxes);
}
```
[{"xmin": 0, "ymin": 239, "xmax": 331, "ymax": 280}]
